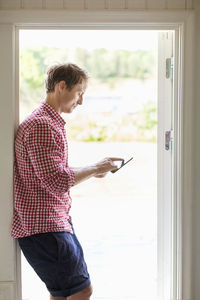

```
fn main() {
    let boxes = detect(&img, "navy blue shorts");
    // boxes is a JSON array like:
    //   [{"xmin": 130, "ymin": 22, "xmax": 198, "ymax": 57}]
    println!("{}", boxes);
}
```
[{"xmin": 18, "ymin": 231, "xmax": 91, "ymax": 298}]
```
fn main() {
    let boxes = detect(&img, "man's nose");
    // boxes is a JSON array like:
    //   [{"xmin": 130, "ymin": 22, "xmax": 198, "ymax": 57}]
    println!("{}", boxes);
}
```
[{"xmin": 78, "ymin": 96, "xmax": 83, "ymax": 105}]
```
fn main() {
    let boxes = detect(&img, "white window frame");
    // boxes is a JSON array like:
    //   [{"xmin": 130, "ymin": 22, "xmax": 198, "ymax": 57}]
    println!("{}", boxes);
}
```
[{"xmin": 0, "ymin": 10, "xmax": 195, "ymax": 300}]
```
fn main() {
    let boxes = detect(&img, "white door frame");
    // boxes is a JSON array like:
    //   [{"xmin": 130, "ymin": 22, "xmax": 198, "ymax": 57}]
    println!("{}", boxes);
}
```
[{"xmin": 0, "ymin": 10, "xmax": 195, "ymax": 300}]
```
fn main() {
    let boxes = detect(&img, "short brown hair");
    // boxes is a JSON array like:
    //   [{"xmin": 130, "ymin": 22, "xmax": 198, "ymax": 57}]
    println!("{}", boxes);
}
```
[{"xmin": 45, "ymin": 63, "xmax": 89, "ymax": 93}]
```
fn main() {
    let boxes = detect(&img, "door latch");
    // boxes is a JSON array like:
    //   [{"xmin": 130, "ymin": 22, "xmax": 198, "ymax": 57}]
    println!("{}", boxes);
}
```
[
  {"xmin": 165, "ymin": 130, "xmax": 173, "ymax": 150},
  {"xmin": 166, "ymin": 57, "xmax": 174, "ymax": 79}
]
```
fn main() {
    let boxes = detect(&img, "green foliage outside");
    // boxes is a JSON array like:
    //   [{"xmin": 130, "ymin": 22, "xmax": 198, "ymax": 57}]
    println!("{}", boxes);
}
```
[
  {"xmin": 67, "ymin": 101, "xmax": 157, "ymax": 143},
  {"xmin": 20, "ymin": 46, "xmax": 157, "ymax": 143},
  {"xmin": 20, "ymin": 46, "xmax": 69, "ymax": 108},
  {"xmin": 75, "ymin": 47, "xmax": 156, "ymax": 81}
]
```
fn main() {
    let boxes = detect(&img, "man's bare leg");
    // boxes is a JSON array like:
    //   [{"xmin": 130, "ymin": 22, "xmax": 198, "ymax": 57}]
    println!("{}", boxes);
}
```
[
  {"xmin": 50, "ymin": 295, "xmax": 67, "ymax": 300},
  {"xmin": 67, "ymin": 285, "xmax": 93, "ymax": 300}
]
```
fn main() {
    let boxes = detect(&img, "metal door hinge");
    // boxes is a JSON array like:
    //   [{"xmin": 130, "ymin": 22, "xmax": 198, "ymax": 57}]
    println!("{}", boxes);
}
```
[
  {"xmin": 166, "ymin": 57, "xmax": 174, "ymax": 79},
  {"xmin": 165, "ymin": 130, "xmax": 173, "ymax": 151}
]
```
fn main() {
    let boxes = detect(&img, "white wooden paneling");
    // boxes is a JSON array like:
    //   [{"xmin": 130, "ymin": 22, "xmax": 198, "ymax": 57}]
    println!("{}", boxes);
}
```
[
  {"xmin": 167, "ymin": 0, "xmax": 186, "ymax": 9},
  {"xmin": 0, "ymin": 0, "xmax": 21, "ymax": 9},
  {"xmin": 45, "ymin": 0, "xmax": 64, "ymax": 9},
  {"xmin": 147, "ymin": 0, "xmax": 166, "ymax": 9},
  {"xmin": 64, "ymin": 0, "xmax": 85, "ymax": 9},
  {"xmin": 127, "ymin": 0, "xmax": 146, "ymax": 9},
  {"xmin": 23, "ymin": 0, "xmax": 43, "ymax": 9},
  {"xmin": 87, "ymin": 0, "xmax": 106, "ymax": 9},
  {"xmin": 0, "ymin": 0, "xmax": 194, "ymax": 10},
  {"xmin": 186, "ymin": 0, "xmax": 193, "ymax": 8},
  {"xmin": 108, "ymin": 0, "xmax": 125, "ymax": 9},
  {"xmin": 0, "ymin": 283, "xmax": 15, "ymax": 300}
]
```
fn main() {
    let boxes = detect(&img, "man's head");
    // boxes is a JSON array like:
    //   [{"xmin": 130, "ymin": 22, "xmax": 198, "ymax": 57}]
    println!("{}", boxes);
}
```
[
  {"xmin": 45, "ymin": 63, "xmax": 89, "ymax": 114},
  {"xmin": 46, "ymin": 63, "xmax": 89, "ymax": 93}
]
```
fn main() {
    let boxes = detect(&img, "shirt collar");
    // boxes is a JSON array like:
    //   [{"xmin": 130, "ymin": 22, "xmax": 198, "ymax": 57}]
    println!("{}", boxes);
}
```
[{"xmin": 40, "ymin": 101, "xmax": 66, "ymax": 127}]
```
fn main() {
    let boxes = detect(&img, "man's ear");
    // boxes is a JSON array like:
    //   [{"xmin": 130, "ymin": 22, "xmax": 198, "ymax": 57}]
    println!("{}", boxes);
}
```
[{"xmin": 58, "ymin": 80, "xmax": 67, "ymax": 91}]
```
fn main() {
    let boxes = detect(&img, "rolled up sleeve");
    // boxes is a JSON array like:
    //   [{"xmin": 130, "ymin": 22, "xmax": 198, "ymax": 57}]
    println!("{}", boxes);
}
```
[{"xmin": 25, "ymin": 122, "xmax": 75, "ymax": 194}]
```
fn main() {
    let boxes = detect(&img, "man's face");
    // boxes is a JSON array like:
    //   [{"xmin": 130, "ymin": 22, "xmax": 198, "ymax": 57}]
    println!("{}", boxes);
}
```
[{"xmin": 58, "ymin": 81, "xmax": 86, "ymax": 114}]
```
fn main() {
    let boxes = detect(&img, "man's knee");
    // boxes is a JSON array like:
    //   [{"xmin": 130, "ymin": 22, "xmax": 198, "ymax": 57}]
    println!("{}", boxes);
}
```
[
  {"xmin": 81, "ymin": 285, "xmax": 93, "ymax": 298},
  {"xmin": 68, "ymin": 285, "xmax": 93, "ymax": 299}
]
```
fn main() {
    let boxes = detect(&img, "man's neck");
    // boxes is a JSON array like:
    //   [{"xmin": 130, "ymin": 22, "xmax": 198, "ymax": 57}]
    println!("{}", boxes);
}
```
[{"xmin": 45, "ymin": 93, "xmax": 61, "ymax": 115}]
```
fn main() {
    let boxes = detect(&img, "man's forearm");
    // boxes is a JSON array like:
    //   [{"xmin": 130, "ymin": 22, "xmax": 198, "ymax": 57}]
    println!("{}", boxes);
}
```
[{"xmin": 70, "ymin": 166, "xmax": 98, "ymax": 185}]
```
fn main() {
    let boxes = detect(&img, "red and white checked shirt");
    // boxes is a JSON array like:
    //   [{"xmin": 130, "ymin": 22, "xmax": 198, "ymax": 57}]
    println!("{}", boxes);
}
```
[{"xmin": 11, "ymin": 102, "xmax": 75, "ymax": 238}]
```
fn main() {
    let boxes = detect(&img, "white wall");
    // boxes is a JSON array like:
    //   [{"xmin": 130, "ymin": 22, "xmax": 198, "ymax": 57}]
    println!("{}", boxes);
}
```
[
  {"xmin": 192, "ymin": 1, "xmax": 200, "ymax": 300},
  {"xmin": 0, "ymin": 25, "xmax": 20, "ymax": 300}
]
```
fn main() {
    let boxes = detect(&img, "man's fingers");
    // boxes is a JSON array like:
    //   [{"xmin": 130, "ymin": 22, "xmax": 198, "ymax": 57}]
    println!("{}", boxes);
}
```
[
  {"xmin": 109, "ymin": 157, "xmax": 124, "ymax": 162},
  {"xmin": 95, "ymin": 157, "xmax": 124, "ymax": 175},
  {"xmin": 94, "ymin": 173, "xmax": 107, "ymax": 178}
]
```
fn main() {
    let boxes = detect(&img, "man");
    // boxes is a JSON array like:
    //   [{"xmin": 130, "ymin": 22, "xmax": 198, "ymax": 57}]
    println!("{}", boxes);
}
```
[{"xmin": 11, "ymin": 63, "xmax": 123, "ymax": 300}]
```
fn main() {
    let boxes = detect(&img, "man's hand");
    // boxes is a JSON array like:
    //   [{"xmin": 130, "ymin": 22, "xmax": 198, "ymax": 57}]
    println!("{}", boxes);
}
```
[
  {"xmin": 94, "ymin": 157, "xmax": 124, "ymax": 176},
  {"xmin": 72, "ymin": 157, "xmax": 124, "ymax": 186}
]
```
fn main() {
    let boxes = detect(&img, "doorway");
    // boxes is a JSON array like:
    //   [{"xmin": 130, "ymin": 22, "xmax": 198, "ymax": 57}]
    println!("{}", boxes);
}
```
[{"xmin": 18, "ymin": 29, "xmax": 175, "ymax": 300}]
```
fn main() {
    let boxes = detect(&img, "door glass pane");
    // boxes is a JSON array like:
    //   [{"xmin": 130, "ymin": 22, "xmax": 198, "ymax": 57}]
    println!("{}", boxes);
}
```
[{"xmin": 19, "ymin": 29, "xmax": 158, "ymax": 300}]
